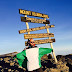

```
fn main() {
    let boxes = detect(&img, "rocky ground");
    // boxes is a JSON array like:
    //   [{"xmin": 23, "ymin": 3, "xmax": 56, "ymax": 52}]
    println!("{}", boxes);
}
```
[{"xmin": 0, "ymin": 52, "xmax": 72, "ymax": 72}]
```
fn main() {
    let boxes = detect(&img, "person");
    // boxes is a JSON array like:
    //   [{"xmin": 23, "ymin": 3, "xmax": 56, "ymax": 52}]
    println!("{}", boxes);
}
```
[
  {"xmin": 24, "ymin": 38, "xmax": 43, "ymax": 72},
  {"xmin": 24, "ymin": 38, "xmax": 37, "ymax": 50},
  {"xmin": 14, "ymin": 38, "xmax": 53, "ymax": 72}
]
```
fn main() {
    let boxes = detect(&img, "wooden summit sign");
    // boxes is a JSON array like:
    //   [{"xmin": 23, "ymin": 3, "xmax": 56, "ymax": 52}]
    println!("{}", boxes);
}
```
[
  {"xmin": 19, "ymin": 9, "xmax": 49, "ymax": 18},
  {"xmin": 19, "ymin": 9, "xmax": 57, "ymax": 63},
  {"xmin": 24, "ymin": 33, "xmax": 54, "ymax": 39},
  {"xmin": 21, "ymin": 17, "xmax": 50, "ymax": 24},
  {"xmin": 19, "ymin": 25, "xmax": 55, "ymax": 34},
  {"xmin": 25, "ymin": 39, "xmax": 55, "ymax": 46}
]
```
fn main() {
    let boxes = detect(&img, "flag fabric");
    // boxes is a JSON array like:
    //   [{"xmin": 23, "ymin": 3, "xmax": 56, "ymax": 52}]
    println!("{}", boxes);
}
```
[{"xmin": 14, "ymin": 47, "xmax": 53, "ymax": 71}]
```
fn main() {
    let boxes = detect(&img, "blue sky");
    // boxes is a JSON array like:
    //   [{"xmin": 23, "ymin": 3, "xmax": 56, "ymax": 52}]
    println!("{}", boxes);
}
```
[{"xmin": 0, "ymin": 0, "xmax": 72, "ymax": 55}]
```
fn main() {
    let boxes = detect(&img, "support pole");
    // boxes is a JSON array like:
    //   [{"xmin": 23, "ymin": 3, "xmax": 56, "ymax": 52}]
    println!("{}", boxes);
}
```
[
  {"xmin": 25, "ymin": 15, "xmax": 30, "ymax": 34},
  {"xmin": 44, "ymin": 18, "xmax": 57, "ymax": 63}
]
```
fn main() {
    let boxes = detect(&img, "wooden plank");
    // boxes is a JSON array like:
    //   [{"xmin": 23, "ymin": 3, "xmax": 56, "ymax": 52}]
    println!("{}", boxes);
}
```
[
  {"xmin": 19, "ymin": 25, "xmax": 55, "ymax": 34},
  {"xmin": 25, "ymin": 39, "xmax": 55, "ymax": 46},
  {"xmin": 24, "ymin": 33, "xmax": 54, "ymax": 39},
  {"xmin": 19, "ymin": 9, "xmax": 49, "ymax": 18},
  {"xmin": 21, "ymin": 17, "xmax": 50, "ymax": 24}
]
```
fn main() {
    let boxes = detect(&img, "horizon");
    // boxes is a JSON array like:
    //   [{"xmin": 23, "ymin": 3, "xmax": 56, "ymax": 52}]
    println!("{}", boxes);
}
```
[
  {"xmin": 0, "ymin": 0, "xmax": 72, "ymax": 55},
  {"xmin": 0, "ymin": 48, "xmax": 72, "ymax": 56}
]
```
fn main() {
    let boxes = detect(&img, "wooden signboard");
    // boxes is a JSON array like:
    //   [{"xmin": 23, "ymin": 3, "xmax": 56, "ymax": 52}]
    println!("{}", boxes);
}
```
[
  {"xmin": 25, "ymin": 39, "xmax": 55, "ymax": 46},
  {"xmin": 19, "ymin": 9, "xmax": 58, "ymax": 63},
  {"xmin": 21, "ymin": 17, "xmax": 50, "ymax": 24},
  {"xmin": 19, "ymin": 9, "xmax": 49, "ymax": 18},
  {"xmin": 19, "ymin": 25, "xmax": 55, "ymax": 34},
  {"xmin": 24, "ymin": 33, "xmax": 54, "ymax": 39}
]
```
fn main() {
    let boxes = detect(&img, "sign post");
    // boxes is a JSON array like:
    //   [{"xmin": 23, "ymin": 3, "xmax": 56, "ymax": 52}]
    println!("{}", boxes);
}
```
[
  {"xmin": 44, "ymin": 18, "xmax": 57, "ymax": 63},
  {"xmin": 19, "ymin": 9, "xmax": 57, "ymax": 63},
  {"xmin": 25, "ymin": 15, "xmax": 30, "ymax": 34}
]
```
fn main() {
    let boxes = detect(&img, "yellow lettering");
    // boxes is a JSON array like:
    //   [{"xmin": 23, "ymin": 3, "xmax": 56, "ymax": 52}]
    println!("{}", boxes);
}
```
[
  {"xmin": 32, "ymin": 12, "xmax": 36, "ymax": 16},
  {"xmin": 37, "ymin": 13, "xmax": 42, "ymax": 17},
  {"xmin": 43, "ymin": 14, "xmax": 48, "ymax": 18},
  {"xmin": 19, "ymin": 9, "xmax": 26, "ymax": 14},
  {"xmin": 31, "ymin": 18, "xmax": 35, "ymax": 22},
  {"xmin": 38, "ymin": 19, "xmax": 42, "ymax": 23},
  {"xmin": 28, "ymin": 11, "xmax": 31, "ymax": 15},
  {"xmin": 19, "ymin": 9, "xmax": 49, "ymax": 18},
  {"xmin": 25, "ymin": 11, "xmax": 31, "ymax": 15}
]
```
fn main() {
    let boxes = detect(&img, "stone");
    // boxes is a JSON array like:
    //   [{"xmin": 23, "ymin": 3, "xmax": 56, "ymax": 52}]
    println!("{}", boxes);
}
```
[{"xmin": 8, "ymin": 69, "xmax": 11, "ymax": 72}]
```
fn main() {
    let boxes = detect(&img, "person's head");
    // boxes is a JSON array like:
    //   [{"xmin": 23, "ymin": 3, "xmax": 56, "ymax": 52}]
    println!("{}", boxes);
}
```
[{"xmin": 29, "ymin": 38, "xmax": 35, "ymax": 47}]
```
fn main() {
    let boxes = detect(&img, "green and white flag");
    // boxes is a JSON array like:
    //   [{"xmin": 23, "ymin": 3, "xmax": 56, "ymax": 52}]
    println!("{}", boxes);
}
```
[{"xmin": 14, "ymin": 47, "xmax": 52, "ymax": 71}]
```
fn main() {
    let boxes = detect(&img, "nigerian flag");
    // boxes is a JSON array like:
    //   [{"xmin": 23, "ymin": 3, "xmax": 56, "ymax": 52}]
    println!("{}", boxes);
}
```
[{"xmin": 14, "ymin": 47, "xmax": 52, "ymax": 71}]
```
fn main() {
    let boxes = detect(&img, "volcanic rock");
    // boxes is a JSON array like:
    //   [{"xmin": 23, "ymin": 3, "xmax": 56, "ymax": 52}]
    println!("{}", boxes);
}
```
[{"xmin": 0, "ymin": 52, "xmax": 72, "ymax": 72}]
